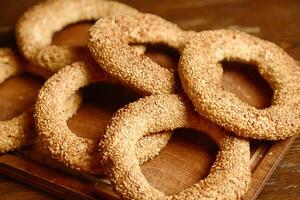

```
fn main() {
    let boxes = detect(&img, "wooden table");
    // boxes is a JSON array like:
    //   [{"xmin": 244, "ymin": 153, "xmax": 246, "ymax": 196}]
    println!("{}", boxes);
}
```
[{"xmin": 0, "ymin": 0, "xmax": 299, "ymax": 200}]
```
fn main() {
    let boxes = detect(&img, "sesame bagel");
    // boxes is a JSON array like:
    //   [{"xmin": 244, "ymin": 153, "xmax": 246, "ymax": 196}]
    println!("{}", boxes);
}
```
[
  {"xmin": 101, "ymin": 94, "xmax": 251, "ymax": 200},
  {"xmin": 179, "ymin": 30, "xmax": 300, "ymax": 140}
]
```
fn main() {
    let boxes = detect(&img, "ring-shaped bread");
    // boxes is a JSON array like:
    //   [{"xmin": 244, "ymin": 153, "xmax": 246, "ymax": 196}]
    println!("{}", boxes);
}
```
[
  {"xmin": 35, "ymin": 60, "xmax": 171, "ymax": 174},
  {"xmin": 16, "ymin": 0, "xmax": 142, "ymax": 73},
  {"xmin": 179, "ymin": 30, "xmax": 300, "ymax": 140},
  {"xmin": 88, "ymin": 13, "xmax": 195, "ymax": 95},
  {"xmin": 101, "ymin": 94, "xmax": 251, "ymax": 200}
]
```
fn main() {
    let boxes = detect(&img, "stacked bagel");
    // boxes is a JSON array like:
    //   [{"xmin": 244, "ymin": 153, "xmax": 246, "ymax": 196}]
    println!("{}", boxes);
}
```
[{"xmin": 0, "ymin": 0, "xmax": 299, "ymax": 199}]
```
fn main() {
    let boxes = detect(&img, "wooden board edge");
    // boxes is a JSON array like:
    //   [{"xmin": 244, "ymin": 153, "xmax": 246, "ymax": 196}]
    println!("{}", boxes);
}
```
[
  {"xmin": 242, "ymin": 136, "xmax": 297, "ymax": 200},
  {"xmin": 0, "ymin": 154, "xmax": 119, "ymax": 200}
]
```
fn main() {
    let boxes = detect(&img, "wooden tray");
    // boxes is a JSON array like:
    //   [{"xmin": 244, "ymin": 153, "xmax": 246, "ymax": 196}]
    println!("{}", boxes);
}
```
[{"xmin": 0, "ymin": 20, "xmax": 297, "ymax": 200}]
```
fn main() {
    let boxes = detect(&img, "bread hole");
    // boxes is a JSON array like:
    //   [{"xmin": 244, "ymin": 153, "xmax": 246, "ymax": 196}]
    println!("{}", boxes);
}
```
[
  {"xmin": 144, "ymin": 44, "xmax": 180, "ymax": 71},
  {"xmin": 67, "ymin": 82, "xmax": 139, "ymax": 140},
  {"xmin": 221, "ymin": 61, "xmax": 273, "ymax": 109},
  {"xmin": 52, "ymin": 22, "xmax": 93, "ymax": 47},
  {"xmin": 0, "ymin": 73, "xmax": 43, "ymax": 120},
  {"xmin": 141, "ymin": 128, "xmax": 218, "ymax": 195}
]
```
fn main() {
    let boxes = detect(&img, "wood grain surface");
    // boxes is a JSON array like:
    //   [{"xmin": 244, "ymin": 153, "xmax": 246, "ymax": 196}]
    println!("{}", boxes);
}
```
[{"xmin": 0, "ymin": 0, "xmax": 299, "ymax": 200}]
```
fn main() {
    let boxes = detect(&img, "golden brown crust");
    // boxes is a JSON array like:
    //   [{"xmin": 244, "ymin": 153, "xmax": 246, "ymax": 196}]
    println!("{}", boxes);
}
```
[
  {"xmin": 16, "ymin": 0, "xmax": 140, "ymax": 73},
  {"xmin": 101, "ymin": 94, "xmax": 251, "ymax": 200},
  {"xmin": 0, "ymin": 108, "xmax": 34, "ymax": 154},
  {"xmin": 179, "ymin": 30, "xmax": 300, "ymax": 140},
  {"xmin": 35, "ymin": 61, "xmax": 171, "ymax": 174},
  {"xmin": 88, "ymin": 13, "xmax": 195, "ymax": 95}
]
